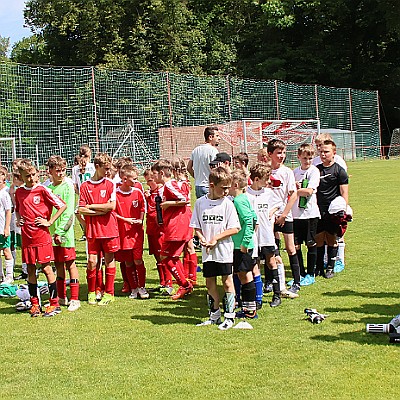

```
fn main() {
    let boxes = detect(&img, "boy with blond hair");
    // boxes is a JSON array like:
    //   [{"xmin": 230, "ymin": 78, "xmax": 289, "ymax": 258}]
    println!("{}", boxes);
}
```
[
  {"xmin": 78, "ymin": 153, "xmax": 120, "ymax": 305},
  {"xmin": 15, "ymin": 159, "xmax": 67, "ymax": 317}
]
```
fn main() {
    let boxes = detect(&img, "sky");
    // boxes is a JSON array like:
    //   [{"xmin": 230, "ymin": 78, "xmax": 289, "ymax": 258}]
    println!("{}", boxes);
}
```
[{"xmin": 0, "ymin": 0, "xmax": 32, "ymax": 51}]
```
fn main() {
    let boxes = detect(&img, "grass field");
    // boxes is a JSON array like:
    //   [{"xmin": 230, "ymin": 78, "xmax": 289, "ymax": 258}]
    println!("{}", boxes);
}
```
[{"xmin": 1, "ymin": 158, "xmax": 399, "ymax": 400}]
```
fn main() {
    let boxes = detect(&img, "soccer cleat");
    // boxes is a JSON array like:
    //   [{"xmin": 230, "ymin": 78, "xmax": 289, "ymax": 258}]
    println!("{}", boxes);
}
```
[
  {"xmin": 95, "ymin": 289, "xmax": 103, "ymax": 301},
  {"xmin": 148, "ymin": 285, "xmax": 163, "ymax": 293},
  {"xmin": 2, "ymin": 276, "xmax": 14, "ymax": 285},
  {"xmin": 300, "ymin": 274, "xmax": 316, "ymax": 286},
  {"xmin": 196, "ymin": 318, "xmax": 222, "ymax": 326},
  {"xmin": 88, "ymin": 292, "xmax": 97, "ymax": 305},
  {"xmin": 188, "ymin": 279, "xmax": 197, "ymax": 287},
  {"xmin": 29, "ymin": 304, "xmax": 42, "ymax": 318},
  {"xmin": 281, "ymin": 289, "xmax": 299, "ymax": 299},
  {"xmin": 235, "ymin": 309, "xmax": 258, "ymax": 319},
  {"xmin": 171, "ymin": 283, "xmax": 193, "ymax": 300},
  {"xmin": 121, "ymin": 282, "xmax": 130, "ymax": 293},
  {"xmin": 59, "ymin": 297, "xmax": 69, "ymax": 306},
  {"xmin": 129, "ymin": 288, "xmax": 139, "ymax": 299},
  {"xmin": 218, "ymin": 318, "xmax": 235, "ymax": 331},
  {"xmin": 324, "ymin": 269, "xmax": 335, "ymax": 279},
  {"xmin": 67, "ymin": 300, "xmax": 81, "ymax": 312},
  {"xmin": 334, "ymin": 259, "xmax": 345, "ymax": 273},
  {"xmin": 98, "ymin": 293, "xmax": 114, "ymax": 306},
  {"xmin": 263, "ymin": 282, "xmax": 273, "ymax": 293},
  {"xmin": 15, "ymin": 272, "xmax": 28, "ymax": 281},
  {"xmin": 256, "ymin": 301, "xmax": 263, "ymax": 310},
  {"xmin": 42, "ymin": 305, "xmax": 62, "ymax": 317},
  {"xmin": 270, "ymin": 294, "xmax": 282, "ymax": 307},
  {"xmin": 79, "ymin": 235, "xmax": 86, "ymax": 241},
  {"xmin": 288, "ymin": 283, "xmax": 301, "ymax": 294},
  {"xmin": 160, "ymin": 286, "xmax": 174, "ymax": 296},
  {"xmin": 138, "ymin": 287, "xmax": 149, "ymax": 299}
]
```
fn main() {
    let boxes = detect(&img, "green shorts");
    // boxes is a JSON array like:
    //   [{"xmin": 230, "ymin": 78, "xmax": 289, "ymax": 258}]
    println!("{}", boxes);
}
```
[
  {"xmin": 10, "ymin": 232, "xmax": 21, "ymax": 248},
  {"xmin": 0, "ymin": 234, "xmax": 11, "ymax": 249}
]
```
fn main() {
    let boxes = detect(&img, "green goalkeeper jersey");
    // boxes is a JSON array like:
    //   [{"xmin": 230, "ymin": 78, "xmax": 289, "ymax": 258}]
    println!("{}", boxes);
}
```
[
  {"xmin": 232, "ymin": 193, "xmax": 257, "ymax": 250},
  {"xmin": 48, "ymin": 179, "xmax": 75, "ymax": 248}
]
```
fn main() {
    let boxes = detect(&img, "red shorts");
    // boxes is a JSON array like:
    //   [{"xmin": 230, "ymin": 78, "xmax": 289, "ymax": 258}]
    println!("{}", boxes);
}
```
[
  {"xmin": 115, "ymin": 248, "xmax": 143, "ymax": 262},
  {"xmin": 22, "ymin": 244, "xmax": 53, "ymax": 265},
  {"xmin": 161, "ymin": 240, "xmax": 186, "ymax": 258},
  {"xmin": 87, "ymin": 237, "xmax": 120, "ymax": 255},
  {"xmin": 53, "ymin": 246, "xmax": 76, "ymax": 263},
  {"xmin": 147, "ymin": 233, "xmax": 163, "ymax": 256}
]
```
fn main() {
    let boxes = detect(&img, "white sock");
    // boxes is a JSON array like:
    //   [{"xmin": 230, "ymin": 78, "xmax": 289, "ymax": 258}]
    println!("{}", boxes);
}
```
[
  {"xmin": 5, "ymin": 259, "xmax": 13, "ymax": 278},
  {"xmin": 277, "ymin": 263, "xmax": 286, "ymax": 292},
  {"xmin": 337, "ymin": 241, "xmax": 345, "ymax": 264},
  {"xmin": 22, "ymin": 263, "xmax": 27, "ymax": 274},
  {"xmin": 11, "ymin": 249, "xmax": 16, "ymax": 264}
]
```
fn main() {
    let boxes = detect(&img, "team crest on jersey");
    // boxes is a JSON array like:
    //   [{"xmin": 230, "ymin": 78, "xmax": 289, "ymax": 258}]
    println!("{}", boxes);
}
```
[
  {"xmin": 132, "ymin": 200, "xmax": 138, "ymax": 208},
  {"xmin": 33, "ymin": 195, "xmax": 41, "ymax": 205},
  {"xmin": 100, "ymin": 190, "xmax": 106, "ymax": 198}
]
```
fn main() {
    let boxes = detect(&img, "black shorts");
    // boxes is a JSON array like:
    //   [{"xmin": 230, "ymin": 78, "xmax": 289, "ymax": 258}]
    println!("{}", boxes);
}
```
[
  {"xmin": 294, "ymin": 218, "xmax": 319, "ymax": 247},
  {"xmin": 233, "ymin": 249, "xmax": 254, "ymax": 273},
  {"xmin": 258, "ymin": 245, "xmax": 276, "ymax": 260},
  {"xmin": 317, "ymin": 214, "xmax": 339, "ymax": 236},
  {"xmin": 203, "ymin": 261, "xmax": 233, "ymax": 278},
  {"xmin": 274, "ymin": 220, "xmax": 294, "ymax": 234}
]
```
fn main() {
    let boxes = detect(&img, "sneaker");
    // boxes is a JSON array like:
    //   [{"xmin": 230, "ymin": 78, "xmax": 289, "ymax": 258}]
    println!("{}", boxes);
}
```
[
  {"xmin": 171, "ymin": 283, "xmax": 193, "ymax": 300},
  {"xmin": 121, "ymin": 282, "xmax": 130, "ymax": 293},
  {"xmin": 138, "ymin": 287, "xmax": 149, "ymax": 299},
  {"xmin": 334, "ymin": 259, "xmax": 345, "ymax": 273},
  {"xmin": 288, "ymin": 283, "xmax": 301, "ymax": 294},
  {"xmin": 270, "ymin": 294, "xmax": 281, "ymax": 307},
  {"xmin": 30, "ymin": 304, "xmax": 42, "ymax": 318},
  {"xmin": 148, "ymin": 285, "xmax": 163, "ymax": 293},
  {"xmin": 235, "ymin": 309, "xmax": 258, "ymax": 319},
  {"xmin": 218, "ymin": 318, "xmax": 235, "ymax": 331},
  {"xmin": 98, "ymin": 293, "xmax": 114, "ymax": 306},
  {"xmin": 300, "ymin": 274, "xmax": 316, "ymax": 286},
  {"xmin": 160, "ymin": 286, "xmax": 174, "ymax": 296},
  {"xmin": 196, "ymin": 318, "xmax": 222, "ymax": 326},
  {"xmin": 68, "ymin": 299, "xmax": 81, "ymax": 312},
  {"xmin": 129, "ymin": 288, "xmax": 139, "ymax": 299},
  {"xmin": 2, "ymin": 276, "xmax": 14, "ymax": 285},
  {"xmin": 88, "ymin": 292, "xmax": 97, "ymax": 305},
  {"xmin": 15, "ymin": 272, "xmax": 28, "ymax": 281},
  {"xmin": 256, "ymin": 301, "xmax": 263, "ymax": 310},
  {"xmin": 95, "ymin": 289, "xmax": 103, "ymax": 301},
  {"xmin": 324, "ymin": 269, "xmax": 335, "ymax": 279},
  {"xmin": 59, "ymin": 297, "xmax": 69, "ymax": 306},
  {"xmin": 263, "ymin": 282, "xmax": 273, "ymax": 293},
  {"xmin": 42, "ymin": 305, "xmax": 62, "ymax": 317},
  {"xmin": 281, "ymin": 289, "xmax": 299, "ymax": 299}
]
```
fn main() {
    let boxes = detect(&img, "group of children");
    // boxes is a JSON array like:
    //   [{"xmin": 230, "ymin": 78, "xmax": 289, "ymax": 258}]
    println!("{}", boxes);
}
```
[{"xmin": 0, "ymin": 133, "xmax": 349, "ymax": 328}]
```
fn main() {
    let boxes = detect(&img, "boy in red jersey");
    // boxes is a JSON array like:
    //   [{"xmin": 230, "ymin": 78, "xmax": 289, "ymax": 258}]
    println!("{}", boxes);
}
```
[
  {"xmin": 78, "ymin": 153, "xmax": 119, "ymax": 306},
  {"xmin": 151, "ymin": 159, "xmax": 193, "ymax": 300},
  {"xmin": 15, "ymin": 160, "xmax": 67, "ymax": 317},
  {"xmin": 115, "ymin": 164, "xmax": 149, "ymax": 299}
]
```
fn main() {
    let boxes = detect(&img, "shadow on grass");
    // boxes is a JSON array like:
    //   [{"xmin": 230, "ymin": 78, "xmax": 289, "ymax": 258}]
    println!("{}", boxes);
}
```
[
  {"xmin": 310, "ymin": 331, "xmax": 394, "ymax": 346},
  {"xmin": 322, "ymin": 289, "xmax": 399, "ymax": 299}
]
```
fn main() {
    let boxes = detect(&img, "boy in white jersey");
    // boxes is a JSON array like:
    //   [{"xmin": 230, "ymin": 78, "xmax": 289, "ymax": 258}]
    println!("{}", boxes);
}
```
[
  {"xmin": 267, "ymin": 139, "xmax": 301, "ymax": 295},
  {"xmin": 190, "ymin": 167, "xmax": 240, "ymax": 330},
  {"xmin": 247, "ymin": 162, "xmax": 282, "ymax": 307},
  {"xmin": 292, "ymin": 144, "xmax": 321, "ymax": 286}
]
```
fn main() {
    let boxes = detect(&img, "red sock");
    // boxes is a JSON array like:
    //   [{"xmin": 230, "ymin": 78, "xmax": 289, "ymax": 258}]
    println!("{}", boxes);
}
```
[
  {"xmin": 188, "ymin": 253, "xmax": 198, "ymax": 282},
  {"xmin": 87, "ymin": 268, "xmax": 97, "ymax": 293},
  {"xmin": 30, "ymin": 296, "xmax": 39, "ymax": 306},
  {"xmin": 56, "ymin": 278, "xmax": 67, "ymax": 299},
  {"xmin": 156, "ymin": 262, "xmax": 165, "ymax": 286},
  {"xmin": 49, "ymin": 281, "xmax": 59, "ymax": 307},
  {"xmin": 126, "ymin": 265, "xmax": 138, "ymax": 290},
  {"xmin": 182, "ymin": 252, "xmax": 190, "ymax": 278},
  {"xmin": 96, "ymin": 266, "xmax": 105, "ymax": 291},
  {"xmin": 69, "ymin": 279, "xmax": 79, "ymax": 301},
  {"xmin": 164, "ymin": 257, "xmax": 188, "ymax": 287},
  {"xmin": 105, "ymin": 267, "xmax": 116, "ymax": 295},
  {"xmin": 136, "ymin": 262, "xmax": 146, "ymax": 288},
  {"xmin": 120, "ymin": 261, "xmax": 130, "ymax": 287}
]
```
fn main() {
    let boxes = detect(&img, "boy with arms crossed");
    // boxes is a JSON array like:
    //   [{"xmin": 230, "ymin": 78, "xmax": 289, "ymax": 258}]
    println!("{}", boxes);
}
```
[
  {"xmin": 15, "ymin": 160, "xmax": 67, "ymax": 317},
  {"xmin": 47, "ymin": 156, "xmax": 81, "ymax": 312},
  {"xmin": 78, "ymin": 153, "xmax": 119, "ymax": 306},
  {"xmin": 190, "ymin": 167, "xmax": 240, "ymax": 330}
]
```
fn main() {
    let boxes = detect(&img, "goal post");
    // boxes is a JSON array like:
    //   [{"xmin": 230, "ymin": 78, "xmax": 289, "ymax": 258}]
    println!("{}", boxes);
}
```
[{"xmin": 0, "ymin": 137, "xmax": 17, "ymax": 169}]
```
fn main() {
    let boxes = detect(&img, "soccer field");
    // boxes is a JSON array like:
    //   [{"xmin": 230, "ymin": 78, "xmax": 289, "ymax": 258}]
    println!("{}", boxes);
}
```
[{"xmin": 1, "ymin": 158, "xmax": 399, "ymax": 400}]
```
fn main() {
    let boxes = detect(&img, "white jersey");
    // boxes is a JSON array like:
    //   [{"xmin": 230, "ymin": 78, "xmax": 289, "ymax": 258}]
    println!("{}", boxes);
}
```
[
  {"xmin": 247, "ymin": 186, "xmax": 282, "ymax": 247},
  {"xmin": 0, "ymin": 187, "xmax": 12, "ymax": 234},
  {"xmin": 190, "ymin": 144, "xmax": 218, "ymax": 187},
  {"xmin": 270, "ymin": 165, "xmax": 297, "ymax": 222},
  {"xmin": 190, "ymin": 195, "xmax": 240, "ymax": 263},
  {"xmin": 292, "ymin": 165, "xmax": 321, "ymax": 219},
  {"xmin": 313, "ymin": 154, "xmax": 347, "ymax": 171},
  {"xmin": 71, "ymin": 163, "xmax": 96, "ymax": 191}
]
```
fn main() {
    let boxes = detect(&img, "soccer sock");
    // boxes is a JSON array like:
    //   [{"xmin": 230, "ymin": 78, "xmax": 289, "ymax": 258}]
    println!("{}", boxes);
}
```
[
  {"xmin": 48, "ymin": 281, "xmax": 59, "ymax": 307},
  {"xmin": 120, "ymin": 261, "xmax": 129, "ymax": 288},
  {"xmin": 86, "ymin": 268, "xmax": 97, "ymax": 293},
  {"xmin": 307, "ymin": 246, "xmax": 317, "ymax": 276},
  {"xmin": 223, "ymin": 292, "xmax": 235, "ymax": 319},
  {"xmin": 105, "ymin": 267, "xmax": 116, "ymax": 295},
  {"xmin": 96, "ymin": 266, "xmax": 104, "ymax": 291},
  {"xmin": 156, "ymin": 262, "xmax": 165, "ymax": 286},
  {"xmin": 275, "ymin": 237, "xmax": 281, "ymax": 255},
  {"xmin": 0, "ymin": 258, "xmax": 3, "ymax": 277},
  {"xmin": 233, "ymin": 273, "xmax": 241, "ymax": 303},
  {"xmin": 126, "ymin": 265, "xmax": 138, "ymax": 290},
  {"xmin": 163, "ymin": 262, "xmax": 173, "ymax": 287},
  {"xmin": 69, "ymin": 279, "xmax": 79, "ymax": 301},
  {"xmin": 254, "ymin": 274, "xmax": 263, "ymax": 303},
  {"xmin": 337, "ymin": 240, "xmax": 345, "ymax": 264},
  {"xmin": 182, "ymin": 252, "xmax": 190, "ymax": 278},
  {"xmin": 289, "ymin": 254, "xmax": 301, "ymax": 285},
  {"xmin": 264, "ymin": 265, "xmax": 273, "ymax": 283},
  {"xmin": 164, "ymin": 257, "xmax": 189, "ymax": 287},
  {"xmin": 241, "ymin": 281, "xmax": 256, "ymax": 312},
  {"xmin": 5, "ymin": 259, "xmax": 14, "ymax": 279},
  {"xmin": 22, "ymin": 262, "xmax": 28, "ymax": 274},
  {"xmin": 277, "ymin": 262, "xmax": 286, "ymax": 291},
  {"xmin": 28, "ymin": 282, "xmax": 39, "ymax": 305},
  {"xmin": 316, "ymin": 246, "xmax": 325, "ymax": 275},
  {"xmin": 297, "ymin": 249, "xmax": 306, "ymax": 277},
  {"xmin": 327, "ymin": 246, "xmax": 338, "ymax": 270},
  {"xmin": 11, "ymin": 249, "xmax": 16, "ymax": 265},
  {"xmin": 188, "ymin": 253, "xmax": 198, "ymax": 282},
  {"xmin": 207, "ymin": 294, "xmax": 221, "ymax": 322},
  {"xmin": 56, "ymin": 277, "xmax": 67, "ymax": 299},
  {"xmin": 136, "ymin": 262, "xmax": 146, "ymax": 288},
  {"xmin": 271, "ymin": 268, "xmax": 280, "ymax": 295}
]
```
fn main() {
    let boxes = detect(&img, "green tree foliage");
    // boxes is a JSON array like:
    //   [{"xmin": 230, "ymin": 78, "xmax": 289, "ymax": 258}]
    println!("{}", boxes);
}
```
[{"xmin": 0, "ymin": 36, "xmax": 10, "ymax": 60}]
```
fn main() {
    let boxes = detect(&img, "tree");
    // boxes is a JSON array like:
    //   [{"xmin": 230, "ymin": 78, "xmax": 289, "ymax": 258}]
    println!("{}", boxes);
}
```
[{"xmin": 0, "ymin": 36, "xmax": 10, "ymax": 60}]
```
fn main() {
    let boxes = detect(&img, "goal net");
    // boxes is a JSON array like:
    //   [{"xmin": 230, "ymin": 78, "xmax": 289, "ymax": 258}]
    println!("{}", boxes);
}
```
[
  {"xmin": 388, "ymin": 128, "xmax": 400, "ymax": 158},
  {"xmin": 0, "ymin": 138, "xmax": 16, "ymax": 171}
]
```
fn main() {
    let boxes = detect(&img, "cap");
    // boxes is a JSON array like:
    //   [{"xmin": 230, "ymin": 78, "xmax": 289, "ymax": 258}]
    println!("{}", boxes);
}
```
[{"xmin": 209, "ymin": 152, "xmax": 231, "ymax": 166}]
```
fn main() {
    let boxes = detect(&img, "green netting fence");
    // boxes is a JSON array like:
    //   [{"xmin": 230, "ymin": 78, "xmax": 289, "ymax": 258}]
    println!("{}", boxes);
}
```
[{"xmin": 0, "ymin": 62, "xmax": 380, "ymax": 169}]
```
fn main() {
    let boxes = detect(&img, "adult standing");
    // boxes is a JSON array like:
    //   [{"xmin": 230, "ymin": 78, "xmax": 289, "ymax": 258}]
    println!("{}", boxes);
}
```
[{"xmin": 187, "ymin": 127, "xmax": 220, "ymax": 198}]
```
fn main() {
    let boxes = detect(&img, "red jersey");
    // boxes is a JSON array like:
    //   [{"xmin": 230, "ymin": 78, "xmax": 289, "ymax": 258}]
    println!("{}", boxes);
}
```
[
  {"xmin": 115, "ymin": 187, "xmax": 145, "ymax": 250},
  {"xmin": 177, "ymin": 179, "xmax": 193, "ymax": 241},
  {"xmin": 145, "ymin": 186, "xmax": 164, "ymax": 236},
  {"xmin": 162, "ymin": 179, "xmax": 191, "ymax": 241},
  {"xmin": 78, "ymin": 177, "xmax": 119, "ymax": 239},
  {"xmin": 15, "ymin": 184, "xmax": 66, "ymax": 247}
]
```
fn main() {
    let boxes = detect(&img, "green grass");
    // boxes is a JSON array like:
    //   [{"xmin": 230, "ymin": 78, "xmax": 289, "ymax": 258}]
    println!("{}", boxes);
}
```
[{"xmin": 1, "ymin": 159, "xmax": 400, "ymax": 399}]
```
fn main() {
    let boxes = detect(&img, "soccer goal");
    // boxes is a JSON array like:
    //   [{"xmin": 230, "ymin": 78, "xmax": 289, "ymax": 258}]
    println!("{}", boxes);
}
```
[
  {"xmin": 0, "ymin": 137, "xmax": 17, "ymax": 170},
  {"xmin": 388, "ymin": 128, "xmax": 400, "ymax": 158}
]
